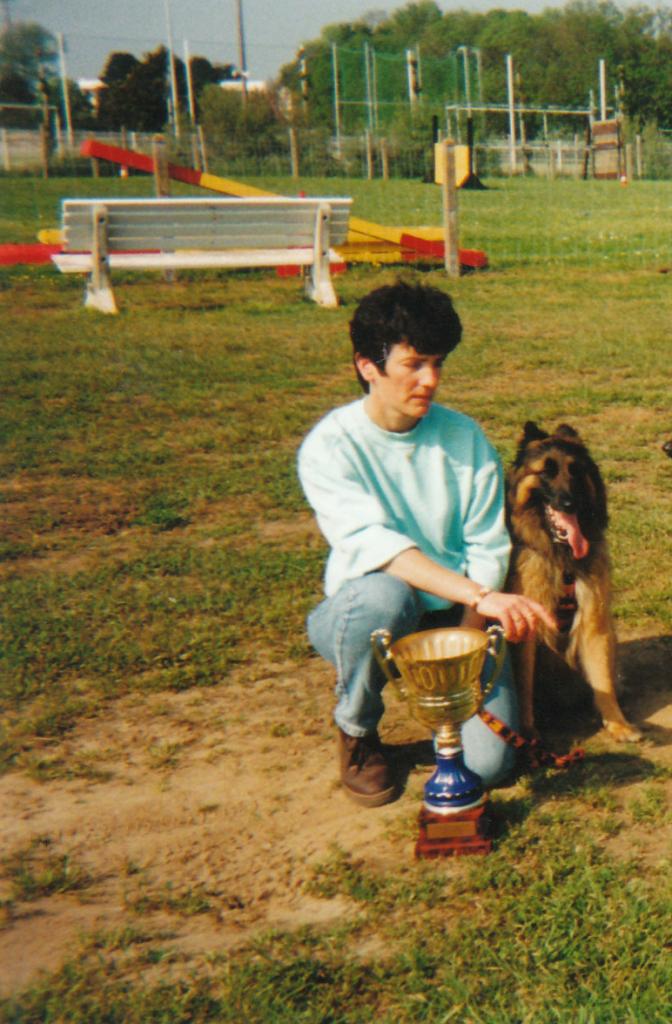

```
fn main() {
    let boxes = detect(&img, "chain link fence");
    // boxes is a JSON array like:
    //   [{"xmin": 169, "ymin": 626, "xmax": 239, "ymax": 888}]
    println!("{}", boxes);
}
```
[{"xmin": 4, "ymin": 123, "xmax": 672, "ymax": 182}]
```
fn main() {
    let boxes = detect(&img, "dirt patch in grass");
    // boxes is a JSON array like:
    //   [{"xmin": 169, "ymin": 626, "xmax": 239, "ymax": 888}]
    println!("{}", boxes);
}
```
[
  {"xmin": 1, "ymin": 633, "xmax": 671, "ymax": 996},
  {"xmin": 1, "ymin": 477, "xmax": 138, "ymax": 557}
]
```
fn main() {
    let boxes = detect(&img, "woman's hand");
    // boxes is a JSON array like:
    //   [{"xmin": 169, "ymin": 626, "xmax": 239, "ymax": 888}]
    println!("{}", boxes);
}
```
[{"xmin": 475, "ymin": 590, "xmax": 555, "ymax": 643}]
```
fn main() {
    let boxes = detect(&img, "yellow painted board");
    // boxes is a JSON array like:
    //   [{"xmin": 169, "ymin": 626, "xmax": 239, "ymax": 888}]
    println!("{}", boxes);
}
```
[
  {"xmin": 199, "ymin": 173, "xmax": 273, "ymax": 198},
  {"xmin": 434, "ymin": 144, "xmax": 471, "ymax": 187},
  {"xmin": 346, "ymin": 222, "xmax": 443, "ymax": 247},
  {"xmin": 38, "ymin": 228, "xmax": 63, "ymax": 244}
]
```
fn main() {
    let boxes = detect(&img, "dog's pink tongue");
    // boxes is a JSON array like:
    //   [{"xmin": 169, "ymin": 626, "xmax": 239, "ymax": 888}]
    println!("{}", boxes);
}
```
[{"xmin": 555, "ymin": 510, "xmax": 589, "ymax": 560}]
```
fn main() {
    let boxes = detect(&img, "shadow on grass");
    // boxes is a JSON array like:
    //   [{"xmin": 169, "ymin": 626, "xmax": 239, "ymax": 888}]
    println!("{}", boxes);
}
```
[{"xmin": 617, "ymin": 634, "xmax": 672, "ymax": 745}]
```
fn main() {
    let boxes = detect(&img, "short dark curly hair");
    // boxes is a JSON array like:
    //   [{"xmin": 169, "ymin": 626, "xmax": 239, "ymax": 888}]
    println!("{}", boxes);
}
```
[{"xmin": 349, "ymin": 281, "xmax": 463, "ymax": 392}]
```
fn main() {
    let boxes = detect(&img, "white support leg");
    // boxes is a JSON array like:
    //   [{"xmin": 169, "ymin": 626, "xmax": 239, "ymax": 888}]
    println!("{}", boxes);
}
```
[
  {"xmin": 85, "ymin": 204, "xmax": 118, "ymax": 314},
  {"xmin": 305, "ymin": 202, "xmax": 338, "ymax": 308}
]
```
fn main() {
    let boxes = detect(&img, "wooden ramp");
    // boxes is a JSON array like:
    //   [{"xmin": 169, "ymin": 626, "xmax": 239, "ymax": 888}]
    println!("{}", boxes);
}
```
[{"xmin": 79, "ymin": 139, "xmax": 488, "ymax": 272}]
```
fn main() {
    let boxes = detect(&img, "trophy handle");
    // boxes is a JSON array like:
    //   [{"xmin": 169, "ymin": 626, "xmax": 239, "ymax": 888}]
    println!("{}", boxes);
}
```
[
  {"xmin": 479, "ymin": 625, "xmax": 507, "ymax": 703},
  {"xmin": 370, "ymin": 629, "xmax": 407, "ymax": 700}
]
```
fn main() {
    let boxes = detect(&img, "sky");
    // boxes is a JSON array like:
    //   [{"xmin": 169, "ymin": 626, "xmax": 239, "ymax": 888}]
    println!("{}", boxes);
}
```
[{"xmin": 14, "ymin": 0, "xmax": 567, "ymax": 84}]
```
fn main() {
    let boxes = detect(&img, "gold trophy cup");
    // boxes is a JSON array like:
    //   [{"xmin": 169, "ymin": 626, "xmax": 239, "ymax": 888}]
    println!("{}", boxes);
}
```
[{"xmin": 371, "ymin": 625, "xmax": 506, "ymax": 857}]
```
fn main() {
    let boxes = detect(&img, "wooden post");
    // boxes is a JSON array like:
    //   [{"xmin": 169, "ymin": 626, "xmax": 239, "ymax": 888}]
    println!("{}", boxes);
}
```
[
  {"xmin": 190, "ymin": 130, "xmax": 201, "ymax": 172},
  {"xmin": 151, "ymin": 134, "xmax": 174, "ymax": 284},
  {"xmin": 119, "ymin": 127, "xmax": 129, "ymax": 177},
  {"xmin": 85, "ymin": 205, "xmax": 117, "ymax": 314},
  {"xmin": 39, "ymin": 78, "xmax": 50, "ymax": 179},
  {"xmin": 440, "ymin": 140, "xmax": 459, "ymax": 278},
  {"xmin": 625, "ymin": 142, "xmax": 634, "ymax": 181},
  {"xmin": 574, "ymin": 133, "xmax": 580, "ymax": 178},
  {"xmin": 197, "ymin": 125, "xmax": 209, "ymax": 173},
  {"xmin": 365, "ymin": 130, "xmax": 374, "ymax": 179},
  {"xmin": 380, "ymin": 137, "xmax": 389, "ymax": 180},
  {"xmin": 1, "ymin": 128, "xmax": 10, "ymax": 172},
  {"xmin": 305, "ymin": 203, "xmax": 337, "ymax": 308},
  {"xmin": 152, "ymin": 134, "xmax": 170, "ymax": 196},
  {"xmin": 54, "ymin": 112, "xmax": 64, "ymax": 159},
  {"xmin": 289, "ymin": 127, "xmax": 299, "ymax": 179},
  {"xmin": 635, "ymin": 133, "xmax": 642, "ymax": 178}
]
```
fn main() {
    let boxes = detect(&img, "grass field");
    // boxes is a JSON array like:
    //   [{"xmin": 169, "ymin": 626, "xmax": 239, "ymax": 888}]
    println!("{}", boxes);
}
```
[{"xmin": 1, "ymin": 174, "xmax": 672, "ymax": 1021}]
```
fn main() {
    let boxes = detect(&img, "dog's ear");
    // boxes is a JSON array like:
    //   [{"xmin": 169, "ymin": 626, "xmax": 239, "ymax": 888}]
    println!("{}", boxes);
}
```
[
  {"xmin": 554, "ymin": 423, "xmax": 581, "ymax": 442},
  {"xmin": 512, "ymin": 421, "xmax": 548, "ymax": 468},
  {"xmin": 521, "ymin": 421, "xmax": 548, "ymax": 444}
]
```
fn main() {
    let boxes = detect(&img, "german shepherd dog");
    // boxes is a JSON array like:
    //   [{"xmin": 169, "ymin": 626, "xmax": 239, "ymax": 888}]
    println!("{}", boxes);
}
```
[{"xmin": 506, "ymin": 421, "xmax": 641, "ymax": 743}]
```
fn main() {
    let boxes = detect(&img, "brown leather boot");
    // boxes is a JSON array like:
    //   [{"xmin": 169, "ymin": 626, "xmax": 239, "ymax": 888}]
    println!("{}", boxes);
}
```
[{"xmin": 338, "ymin": 728, "xmax": 397, "ymax": 807}]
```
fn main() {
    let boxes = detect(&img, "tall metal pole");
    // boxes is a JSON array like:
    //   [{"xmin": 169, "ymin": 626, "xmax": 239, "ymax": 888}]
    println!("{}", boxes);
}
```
[
  {"xmin": 406, "ymin": 48, "xmax": 418, "ymax": 110},
  {"xmin": 183, "ymin": 38, "xmax": 196, "ymax": 123},
  {"xmin": 56, "ymin": 32, "xmax": 74, "ymax": 147},
  {"xmin": 458, "ymin": 46, "xmax": 472, "ymax": 117},
  {"xmin": 371, "ymin": 46, "xmax": 379, "ymax": 131},
  {"xmin": 236, "ymin": 0, "xmax": 248, "ymax": 102},
  {"xmin": 474, "ymin": 47, "xmax": 483, "ymax": 105},
  {"xmin": 506, "ymin": 53, "xmax": 517, "ymax": 174},
  {"xmin": 163, "ymin": 0, "xmax": 180, "ymax": 135},
  {"xmin": 415, "ymin": 44, "xmax": 422, "ymax": 102},
  {"xmin": 299, "ymin": 48, "xmax": 309, "ymax": 111},
  {"xmin": 364, "ymin": 42, "xmax": 374, "ymax": 132},
  {"xmin": 331, "ymin": 43, "xmax": 342, "ymax": 153},
  {"xmin": 599, "ymin": 58, "xmax": 607, "ymax": 120}
]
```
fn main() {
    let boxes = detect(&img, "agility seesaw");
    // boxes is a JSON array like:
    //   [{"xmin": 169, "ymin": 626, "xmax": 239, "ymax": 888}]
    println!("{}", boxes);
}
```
[{"xmin": 77, "ymin": 139, "xmax": 488, "ymax": 272}]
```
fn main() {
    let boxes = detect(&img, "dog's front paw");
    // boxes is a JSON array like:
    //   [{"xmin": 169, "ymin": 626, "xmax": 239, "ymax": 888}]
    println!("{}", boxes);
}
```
[{"xmin": 604, "ymin": 719, "xmax": 643, "ymax": 743}]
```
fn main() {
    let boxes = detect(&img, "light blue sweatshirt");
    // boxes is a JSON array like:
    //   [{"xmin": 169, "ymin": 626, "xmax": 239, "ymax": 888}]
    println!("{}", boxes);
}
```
[{"xmin": 297, "ymin": 398, "xmax": 511, "ymax": 612}]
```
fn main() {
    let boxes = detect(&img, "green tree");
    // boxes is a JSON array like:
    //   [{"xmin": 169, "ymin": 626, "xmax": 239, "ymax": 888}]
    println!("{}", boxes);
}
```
[
  {"xmin": 199, "ymin": 84, "xmax": 280, "ymax": 145},
  {"xmin": 97, "ymin": 46, "xmax": 169, "ymax": 131},
  {"xmin": 0, "ymin": 67, "xmax": 37, "ymax": 126},
  {"xmin": 185, "ymin": 56, "xmax": 237, "ymax": 118},
  {"xmin": 0, "ymin": 21, "xmax": 57, "ymax": 80},
  {"xmin": 615, "ymin": 7, "xmax": 672, "ymax": 127},
  {"xmin": 372, "ymin": 1, "xmax": 443, "ymax": 49},
  {"xmin": 278, "ymin": 0, "xmax": 672, "ymax": 133},
  {"xmin": 101, "ymin": 51, "xmax": 140, "ymax": 85}
]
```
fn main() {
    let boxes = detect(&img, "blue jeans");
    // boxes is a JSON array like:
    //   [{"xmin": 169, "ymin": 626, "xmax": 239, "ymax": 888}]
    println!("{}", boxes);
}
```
[{"xmin": 307, "ymin": 573, "xmax": 519, "ymax": 787}]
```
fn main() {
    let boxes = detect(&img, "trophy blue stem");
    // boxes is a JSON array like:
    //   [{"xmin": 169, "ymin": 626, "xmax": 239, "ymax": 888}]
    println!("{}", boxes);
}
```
[{"xmin": 424, "ymin": 746, "xmax": 485, "ymax": 814}]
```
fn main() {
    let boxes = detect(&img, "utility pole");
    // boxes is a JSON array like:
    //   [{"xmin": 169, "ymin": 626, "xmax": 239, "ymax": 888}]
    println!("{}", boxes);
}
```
[
  {"xmin": 183, "ymin": 38, "xmax": 196, "ymax": 123},
  {"xmin": 57, "ymin": 33, "xmax": 74, "ymax": 148},
  {"xmin": 163, "ymin": 0, "xmax": 180, "ymax": 136},
  {"xmin": 236, "ymin": 0, "xmax": 248, "ymax": 103},
  {"xmin": 506, "ymin": 53, "xmax": 517, "ymax": 175}
]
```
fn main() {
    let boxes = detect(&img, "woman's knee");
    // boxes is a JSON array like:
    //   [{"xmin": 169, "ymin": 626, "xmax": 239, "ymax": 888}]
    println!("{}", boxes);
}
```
[
  {"xmin": 463, "ymin": 658, "xmax": 519, "ymax": 786},
  {"xmin": 358, "ymin": 573, "xmax": 421, "ymax": 634},
  {"xmin": 307, "ymin": 573, "xmax": 420, "ymax": 664},
  {"xmin": 464, "ymin": 730, "xmax": 518, "ymax": 787}
]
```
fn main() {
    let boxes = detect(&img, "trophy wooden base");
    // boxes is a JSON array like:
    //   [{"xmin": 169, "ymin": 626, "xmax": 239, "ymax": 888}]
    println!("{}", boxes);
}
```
[{"xmin": 415, "ymin": 802, "xmax": 493, "ymax": 858}]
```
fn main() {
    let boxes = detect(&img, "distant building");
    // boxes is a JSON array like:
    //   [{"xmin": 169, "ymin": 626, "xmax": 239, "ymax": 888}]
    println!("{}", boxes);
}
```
[
  {"xmin": 220, "ymin": 79, "xmax": 267, "ymax": 93},
  {"xmin": 78, "ymin": 78, "xmax": 106, "ymax": 113}
]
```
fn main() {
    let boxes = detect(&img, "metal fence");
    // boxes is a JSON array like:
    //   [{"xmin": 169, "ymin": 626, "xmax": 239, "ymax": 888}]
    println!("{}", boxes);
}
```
[{"xmin": 3, "ymin": 125, "xmax": 672, "ymax": 182}]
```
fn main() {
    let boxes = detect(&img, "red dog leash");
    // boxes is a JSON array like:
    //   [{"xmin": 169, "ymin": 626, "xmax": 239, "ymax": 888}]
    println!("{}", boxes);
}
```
[{"xmin": 479, "ymin": 708, "xmax": 585, "ymax": 770}]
